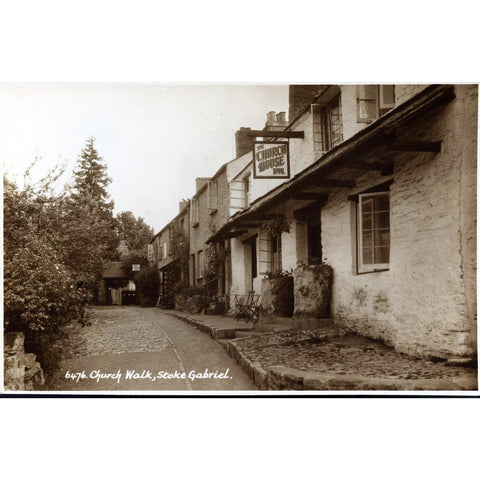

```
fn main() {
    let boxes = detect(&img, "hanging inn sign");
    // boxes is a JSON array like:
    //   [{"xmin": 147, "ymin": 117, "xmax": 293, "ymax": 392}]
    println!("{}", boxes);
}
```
[{"xmin": 248, "ymin": 129, "xmax": 304, "ymax": 179}]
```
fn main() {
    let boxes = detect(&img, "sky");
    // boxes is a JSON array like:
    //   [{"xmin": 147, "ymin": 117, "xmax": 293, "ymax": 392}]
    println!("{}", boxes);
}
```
[{"xmin": 0, "ymin": 83, "xmax": 289, "ymax": 232}]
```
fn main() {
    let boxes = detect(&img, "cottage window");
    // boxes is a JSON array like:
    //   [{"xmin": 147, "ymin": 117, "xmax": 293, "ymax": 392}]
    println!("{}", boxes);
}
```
[
  {"xmin": 271, "ymin": 234, "xmax": 282, "ymax": 273},
  {"xmin": 357, "ymin": 192, "xmax": 390, "ymax": 273},
  {"xmin": 312, "ymin": 95, "xmax": 343, "ymax": 153},
  {"xmin": 208, "ymin": 180, "xmax": 218, "ymax": 212},
  {"xmin": 356, "ymin": 85, "xmax": 395, "ymax": 123},
  {"xmin": 197, "ymin": 250, "xmax": 204, "ymax": 279},
  {"xmin": 244, "ymin": 174, "xmax": 250, "ymax": 209},
  {"xmin": 163, "ymin": 242, "xmax": 168, "ymax": 260},
  {"xmin": 191, "ymin": 197, "xmax": 199, "ymax": 227}
]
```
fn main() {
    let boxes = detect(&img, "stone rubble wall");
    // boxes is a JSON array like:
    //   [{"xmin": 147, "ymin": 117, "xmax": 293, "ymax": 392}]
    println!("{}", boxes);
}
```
[{"xmin": 4, "ymin": 332, "xmax": 45, "ymax": 391}]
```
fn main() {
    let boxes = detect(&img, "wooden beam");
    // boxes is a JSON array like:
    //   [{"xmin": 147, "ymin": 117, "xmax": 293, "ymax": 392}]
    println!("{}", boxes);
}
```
[
  {"xmin": 223, "ymin": 230, "xmax": 248, "ymax": 239},
  {"xmin": 235, "ymin": 222, "xmax": 262, "ymax": 228},
  {"xmin": 248, "ymin": 214, "xmax": 280, "ymax": 221},
  {"xmin": 314, "ymin": 178, "xmax": 356, "ymax": 188},
  {"xmin": 245, "ymin": 130, "xmax": 305, "ymax": 139},
  {"xmin": 341, "ymin": 159, "xmax": 393, "ymax": 176},
  {"xmin": 290, "ymin": 192, "xmax": 328, "ymax": 201},
  {"xmin": 387, "ymin": 141, "xmax": 442, "ymax": 152}
]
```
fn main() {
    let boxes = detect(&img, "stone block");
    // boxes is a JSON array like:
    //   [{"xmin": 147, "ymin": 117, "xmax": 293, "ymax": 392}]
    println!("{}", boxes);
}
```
[
  {"xmin": 261, "ymin": 276, "xmax": 294, "ymax": 317},
  {"xmin": 293, "ymin": 264, "xmax": 332, "ymax": 318}
]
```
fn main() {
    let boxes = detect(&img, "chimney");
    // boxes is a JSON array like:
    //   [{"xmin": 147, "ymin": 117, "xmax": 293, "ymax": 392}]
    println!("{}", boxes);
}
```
[
  {"xmin": 264, "ymin": 111, "xmax": 286, "ymax": 132},
  {"xmin": 195, "ymin": 177, "xmax": 210, "ymax": 192},
  {"xmin": 235, "ymin": 127, "xmax": 254, "ymax": 157},
  {"xmin": 266, "ymin": 111, "xmax": 277, "ymax": 126},
  {"xmin": 276, "ymin": 111, "xmax": 287, "ymax": 126},
  {"xmin": 179, "ymin": 199, "xmax": 189, "ymax": 212},
  {"xmin": 288, "ymin": 85, "xmax": 329, "ymax": 121}
]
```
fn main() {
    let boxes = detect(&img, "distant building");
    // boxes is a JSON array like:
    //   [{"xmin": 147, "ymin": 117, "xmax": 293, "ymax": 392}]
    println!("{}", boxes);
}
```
[{"xmin": 98, "ymin": 261, "xmax": 135, "ymax": 306}]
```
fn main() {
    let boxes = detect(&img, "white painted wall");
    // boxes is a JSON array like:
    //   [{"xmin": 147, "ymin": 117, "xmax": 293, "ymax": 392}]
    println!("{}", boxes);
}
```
[{"xmin": 320, "ymin": 85, "xmax": 477, "ymax": 359}]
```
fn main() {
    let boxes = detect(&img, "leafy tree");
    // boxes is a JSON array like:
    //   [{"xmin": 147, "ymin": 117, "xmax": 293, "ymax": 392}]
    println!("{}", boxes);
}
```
[
  {"xmin": 3, "ymin": 174, "xmax": 89, "ymax": 374},
  {"xmin": 116, "ymin": 211, "xmax": 154, "ymax": 257}
]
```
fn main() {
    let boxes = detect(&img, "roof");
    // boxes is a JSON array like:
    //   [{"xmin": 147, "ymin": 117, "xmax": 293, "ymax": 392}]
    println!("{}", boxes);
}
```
[
  {"xmin": 102, "ymin": 262, "xmax": 129, "ymax": 279},
  {"xmin": 150, "ymin": 200, "xmax": 190, "ymax": 243},
  {"xmin": 209, "ymin": 84, "xmax": 455, "ymax": 243}
]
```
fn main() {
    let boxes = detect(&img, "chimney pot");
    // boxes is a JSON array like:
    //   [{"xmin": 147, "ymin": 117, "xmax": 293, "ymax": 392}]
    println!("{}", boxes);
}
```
[
  {"xmin": 267, "ymin": 111, "xmax": 277, "ymax": 125},
  {"xmin": 276, "ymin": 112, "xmax": 287, "ymax": 124}
]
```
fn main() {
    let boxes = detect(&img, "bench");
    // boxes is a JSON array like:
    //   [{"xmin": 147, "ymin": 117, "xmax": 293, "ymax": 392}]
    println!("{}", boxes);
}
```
[{"xmin": 234, "ymin": 291, "xmax": 260, "ymax": 324}]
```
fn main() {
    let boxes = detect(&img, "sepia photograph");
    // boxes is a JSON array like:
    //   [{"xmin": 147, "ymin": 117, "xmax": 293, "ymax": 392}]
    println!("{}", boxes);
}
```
[{"xmin": 2, "ymin": 82, "xmax": 478, "ymax": 395}]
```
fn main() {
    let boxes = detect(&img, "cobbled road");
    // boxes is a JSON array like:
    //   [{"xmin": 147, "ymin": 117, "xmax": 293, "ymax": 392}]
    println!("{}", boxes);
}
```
[{"xmin": 49, "ymin": 306, "xmax": 256, "ymax": 391}]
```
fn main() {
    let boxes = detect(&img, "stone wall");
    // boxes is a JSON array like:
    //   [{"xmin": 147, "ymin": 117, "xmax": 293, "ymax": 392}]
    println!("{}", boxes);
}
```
[
  {"xmin": 321, "ymin": 85, "xmax": 477, "ymax": 360},
  {"xmin": 4, "ymin": 332, "xmax": 45, "ymax": 391}
]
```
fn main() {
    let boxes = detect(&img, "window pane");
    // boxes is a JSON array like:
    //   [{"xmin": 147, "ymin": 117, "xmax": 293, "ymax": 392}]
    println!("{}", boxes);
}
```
[
  {"xmin": 362, "ymin": 212, "xmax": 373, "ymax": 229},
  {"xmin": 374, "ymin": 229, "xmax": 390, "ymax": 247},
  {"xmin": 374, "ymin": 194, "xmax": 389, "ymax": 211},
  {"xmin": 362, "ymin": 247, "xmax": 373, "ymax": 264},
  {"xmin": 362, "ymin": 231, "xmax": 373, "ymax": 247},
  {"xmin": 374, "ymin": 211, "xmax": 389, "ymax": 229},
  {"xmin": 374, "ymin": 246, "xmax": 390, "ymax": 264},
  {"xmin": 380, "ymin": 85, "xmax": 395, "ymax": 106},
  {"xmin": 358, "ymin": 85, "xmax": 377, "ymax": 100}
]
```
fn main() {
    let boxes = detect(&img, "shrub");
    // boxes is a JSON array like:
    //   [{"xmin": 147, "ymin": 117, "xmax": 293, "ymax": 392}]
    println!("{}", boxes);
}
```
[{"xmin": 135, "ymin": 266, "xmax": 160, "ymax": 307}]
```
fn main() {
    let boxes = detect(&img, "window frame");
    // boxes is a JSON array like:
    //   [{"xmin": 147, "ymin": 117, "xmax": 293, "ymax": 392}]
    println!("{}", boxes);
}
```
[
  {"xmin": 271, "ymin": 233, "xmax": 282, "ymax": 273},
  {"xmin": 357, "ymin": 191, "xmax": 390, "ymax": 274},
  {"xmin": 356, "ymin": 85, "xmax": 395, "ymax": 123},
  {"xmin": 197, "ymin": 250, "xmax": 204, "ymax": 279},
  {"xmin": 243, "ymin": 174, "xmax": 250, "ymax": 209},
  {"xmin": 207, "ymin": 180, "xmax": 218, "ymax": 213},
  {"xmin": 190, "ymin": 197, "xmax": 199, "ymax": 227},
  {"xmin": 312, "ymin": 94, "xmax": 343, "ymax": 154}
]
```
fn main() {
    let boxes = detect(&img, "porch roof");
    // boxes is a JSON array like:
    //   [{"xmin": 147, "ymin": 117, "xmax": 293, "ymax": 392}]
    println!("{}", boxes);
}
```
[{"xmin": 208, "ymin": 84, "xmax": 455, "ymax": 244}]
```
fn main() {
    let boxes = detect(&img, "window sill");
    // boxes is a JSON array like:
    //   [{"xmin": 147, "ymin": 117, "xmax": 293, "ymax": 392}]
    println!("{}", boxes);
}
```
[{"xmin": 356, "ymin": 268, "xmax": 389, "ymax": 275}]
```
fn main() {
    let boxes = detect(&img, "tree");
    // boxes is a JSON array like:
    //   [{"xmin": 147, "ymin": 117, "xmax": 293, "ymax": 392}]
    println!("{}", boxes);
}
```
[
  {"xmin": 62, "ymin": 138, "xmax": 119, "ymax": 297},
  {"xmin": 3, "ymin": 174, "xmax": 89, "ymax": 374},
  {"xmin": 116, "ymin": 211, "xmax": 154, "ymax": 257}
]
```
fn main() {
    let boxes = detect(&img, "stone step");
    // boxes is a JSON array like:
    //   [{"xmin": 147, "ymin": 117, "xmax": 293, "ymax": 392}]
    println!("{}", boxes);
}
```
[
  {"xmin": 234, "ymin": 330, "xmax": 262, "ymax": 338},
  {"xmin": 255, "ymin": 324, "xmax": 292, "ymax": 333}
]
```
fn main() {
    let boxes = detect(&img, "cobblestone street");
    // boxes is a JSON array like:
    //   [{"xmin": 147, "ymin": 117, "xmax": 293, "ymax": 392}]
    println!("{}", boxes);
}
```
[
  {"xmin": 231, "ymin": 326, "xmax": 478, "ymax": 390},
  {"xmin": 49, "ymin": 306, "xmax": 257, "ymax": 391}
]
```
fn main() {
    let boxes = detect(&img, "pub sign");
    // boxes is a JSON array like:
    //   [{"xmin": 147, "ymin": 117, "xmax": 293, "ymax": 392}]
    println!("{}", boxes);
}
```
[{"xmin": 253, "ymin": 141, "xmax": 290, "ymax": 179}]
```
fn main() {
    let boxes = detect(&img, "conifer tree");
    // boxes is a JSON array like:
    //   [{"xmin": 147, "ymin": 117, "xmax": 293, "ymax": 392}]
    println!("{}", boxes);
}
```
[{"xmin": 62, "ymin": 138, "xmax": 119, "ymax": 297}]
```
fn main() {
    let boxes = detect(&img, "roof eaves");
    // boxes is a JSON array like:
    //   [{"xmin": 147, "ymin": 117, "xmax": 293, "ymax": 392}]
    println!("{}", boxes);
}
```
[{"xmin": 208, "ymin": 84, "xmax": 454, "ymax": 242}]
